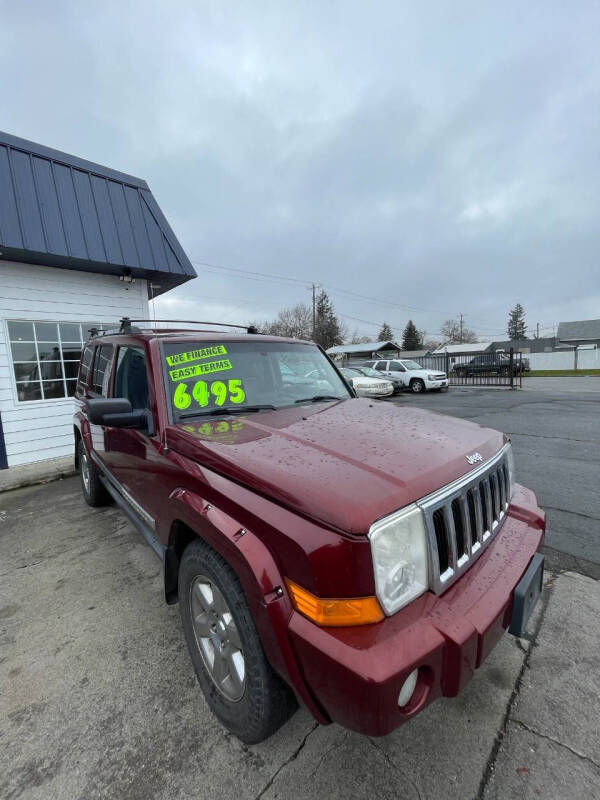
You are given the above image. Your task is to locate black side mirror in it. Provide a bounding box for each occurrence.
[86,398,155,435]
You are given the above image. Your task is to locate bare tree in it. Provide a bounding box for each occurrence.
[268,303,313,339]
[440,318,478,344]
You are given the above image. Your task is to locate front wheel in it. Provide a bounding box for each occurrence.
[78,439,110,507]
[179,538,297,744]
[410,378,426,393]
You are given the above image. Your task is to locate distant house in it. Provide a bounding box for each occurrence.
[326,340,400,361]
[557,319,600,349]
[432,342,491,355]
[398,349,432,359]
[489,337,557,354]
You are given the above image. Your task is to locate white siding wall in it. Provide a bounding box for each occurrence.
[0,261,149,467]
[527,349,600,370]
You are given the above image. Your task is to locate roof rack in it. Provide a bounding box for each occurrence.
[119,317,259,334]
[88,318,260,338]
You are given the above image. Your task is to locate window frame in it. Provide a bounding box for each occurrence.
[4,319,116,405]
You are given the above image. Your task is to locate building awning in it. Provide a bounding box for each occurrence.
[0,131,196,296]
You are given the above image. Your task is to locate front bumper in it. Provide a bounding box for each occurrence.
[287,484,544,736]
[425,378,449,389]
[356,386,394,397]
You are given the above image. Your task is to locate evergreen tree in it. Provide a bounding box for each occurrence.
[402,319,423,350]
[313,290,344,349]
[507,303,528,340]
[377,321,393,342]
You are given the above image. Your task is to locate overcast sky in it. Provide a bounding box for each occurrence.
[2,0,599,341]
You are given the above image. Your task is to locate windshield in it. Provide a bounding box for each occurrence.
[341,367,362,378]
[400,360,423,371]
[162,339,350,419]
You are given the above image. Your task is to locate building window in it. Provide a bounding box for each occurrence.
[7,320,115,403]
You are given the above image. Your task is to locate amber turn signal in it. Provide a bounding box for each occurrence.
[285,579,384,626]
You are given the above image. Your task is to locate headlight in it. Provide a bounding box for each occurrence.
[428,374,437,380]
[368,504,429,615]
[506,442,515,498]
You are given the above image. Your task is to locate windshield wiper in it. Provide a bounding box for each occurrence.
[178,404,276,419]
[294,395,344,404]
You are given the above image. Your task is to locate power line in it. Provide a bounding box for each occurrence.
[191,258,456,317]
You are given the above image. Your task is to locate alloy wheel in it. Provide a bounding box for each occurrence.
[81,450,91,493]
[190,575,246,701]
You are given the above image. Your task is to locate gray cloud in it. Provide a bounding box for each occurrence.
[2,0,599,340]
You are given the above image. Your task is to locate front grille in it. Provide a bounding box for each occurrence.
[432,374,447,380]
[418,445,512,594]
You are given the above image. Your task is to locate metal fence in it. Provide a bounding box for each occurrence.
[419,349,523,387]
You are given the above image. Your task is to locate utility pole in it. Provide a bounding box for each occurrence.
[311,283,317,341]
[535,322,539,339]
[459,313,464,343]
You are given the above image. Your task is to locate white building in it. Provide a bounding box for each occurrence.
[432,342,490,355]
[0,131,196,470]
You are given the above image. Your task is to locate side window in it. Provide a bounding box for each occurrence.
[77,345,93,394]
[390,361,405,372]
[115,346,149,410]
[90,344,114,396]
[374,362,387,371]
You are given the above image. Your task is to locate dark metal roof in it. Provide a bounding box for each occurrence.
[489,337,557,353]
[557,319,600,342]
[0,130,196,296]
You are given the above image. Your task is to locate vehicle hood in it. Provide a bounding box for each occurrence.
[166,398,504,534]
[409,368,446,378]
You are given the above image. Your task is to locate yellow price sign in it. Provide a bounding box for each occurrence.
[173,379,246,410]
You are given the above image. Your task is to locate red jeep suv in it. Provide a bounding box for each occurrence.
[73,319,545,743]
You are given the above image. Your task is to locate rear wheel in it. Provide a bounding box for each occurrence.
[78,440,110,507]
[410,378,426,393]
[179,538,297,743]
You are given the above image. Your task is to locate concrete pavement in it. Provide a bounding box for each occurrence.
[1,477,599,800]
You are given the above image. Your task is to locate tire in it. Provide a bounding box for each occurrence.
[410,378,426,393]
[179,538,297,744]
[78,439,110,507]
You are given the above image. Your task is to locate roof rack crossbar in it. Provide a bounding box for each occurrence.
[119,317,258,334]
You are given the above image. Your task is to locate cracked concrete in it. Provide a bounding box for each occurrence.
[481,571,600,800]
[1,378,599,799]
[3,478,598,800]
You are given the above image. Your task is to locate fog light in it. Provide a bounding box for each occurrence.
[397,669,419,707]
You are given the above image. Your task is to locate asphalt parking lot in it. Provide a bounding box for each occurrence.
[391,378,600,576]
[1,381,599,800]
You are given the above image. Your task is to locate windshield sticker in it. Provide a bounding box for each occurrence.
[166,345,228,367]
[172,379,246,410]
[169,359,232,382]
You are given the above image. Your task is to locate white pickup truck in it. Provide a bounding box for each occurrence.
[362,358,448,393]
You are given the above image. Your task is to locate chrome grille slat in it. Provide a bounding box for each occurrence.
[418,445,512,594]
[482,478,493,537]
[443,504,458,570]
[459,494,472,558]
[498,466,507,510]
[490,471,500,521]
[472,486,484,544]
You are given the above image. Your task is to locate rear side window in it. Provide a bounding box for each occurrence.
[90,344,114,396]
[374,362,387,371]
[115,346,150,410]
[77,345,93,394]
